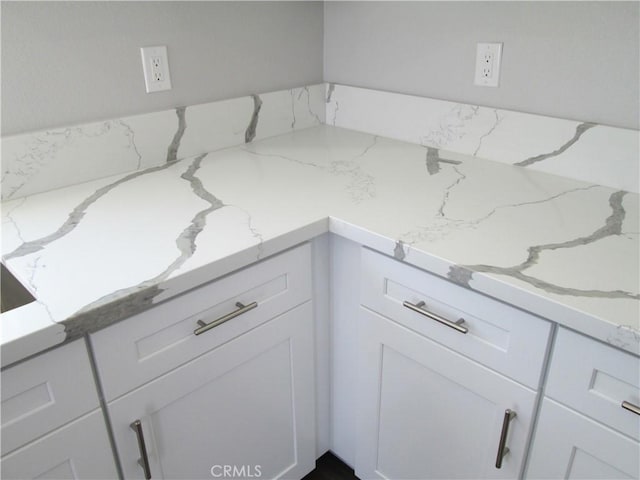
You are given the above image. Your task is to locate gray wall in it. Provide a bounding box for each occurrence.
[3,1,638,134]
[1,1,324,135]
[324,1,639,129]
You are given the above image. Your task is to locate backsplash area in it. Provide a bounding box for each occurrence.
[1,85,325,201]
[326,84,639,193]
[2,82,637,200]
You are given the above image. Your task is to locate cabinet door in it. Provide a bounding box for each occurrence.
[356,307,537,480]
[1,339,99,455]
[109,303,315,480]
[1,410,118,480]
[526,399,640,479]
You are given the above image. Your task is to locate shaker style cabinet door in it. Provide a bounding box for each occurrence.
[1,411,118,480]
[355,307,537,480]
[108,303,316,480]
[526,398,639,479]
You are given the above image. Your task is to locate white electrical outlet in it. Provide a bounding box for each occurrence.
[141,46,172,93]
[474,42,502,87]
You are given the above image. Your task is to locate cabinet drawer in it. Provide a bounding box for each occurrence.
[1,339,99,456]
[91,243,312,401]
[546,328,640,441]
[360,248,551,388]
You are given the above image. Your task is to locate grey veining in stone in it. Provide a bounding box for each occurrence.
[333,136,377,202]
[426,147,461,175]
[241,148,325,170]
[69,153,225,335]
[245,94,263,143]
[304,86,322,125]
[437,167,466,217]
[116,120,143,170]
[4,197,27,245]
[326,83,335,103]
[421,105,480,149]
[242,136,377,203]
[473,110,502,156]
[606,324,640,350]
[167,107,187,163]
[401,186,599,247]
[2,122,141,201]
[4,162,181,261]
[231,204,265,260]
[64,284,164,340]
[183,154,225,211]
[450,186,599,225]
[515,122,597,167]
[448,190,639,299]
[354,135,379,160]
[5,107,201,262]
[161,153,225,275]
[447,265,474,288]
[394,241,407,261]
[24,256,55,322]
[291,90,298,129]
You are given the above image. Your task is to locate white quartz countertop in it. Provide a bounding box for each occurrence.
[2,125,639,365]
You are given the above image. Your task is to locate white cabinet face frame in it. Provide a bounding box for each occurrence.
[109,303,316,480]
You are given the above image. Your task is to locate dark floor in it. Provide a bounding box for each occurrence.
[302,452,360,480]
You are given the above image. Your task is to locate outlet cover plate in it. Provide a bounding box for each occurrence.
[140,45,172,93]
[474,42,502,87]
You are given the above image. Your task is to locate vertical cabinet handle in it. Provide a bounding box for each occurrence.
[622,401,640,416]
[194,301,258,336]
[402,300,468,334]
[130,420,152,479]
[495,409,516,469]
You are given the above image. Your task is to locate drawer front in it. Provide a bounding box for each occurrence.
[546,328,640,441]
[1,339,99,456]
[360,248,552,389]
[91,243,312,401]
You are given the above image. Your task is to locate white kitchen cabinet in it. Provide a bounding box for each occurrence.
[91,243,313,402]
[91,244,317,479]
[543,328,640,441]
[526,399,639,479]
[355,307,538,479]
[359,248,551,389]
[351,247,552,479]
[0,339,118,479]
[526,328,640,479]
[1,411,118,480]
[108,303,316,479]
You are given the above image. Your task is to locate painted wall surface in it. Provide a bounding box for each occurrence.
[1,1,324,135]
[324,1,639,129]
[3,1,638,135]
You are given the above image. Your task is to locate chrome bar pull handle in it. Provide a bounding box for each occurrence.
[622,401,640,416]
[402,301,468,334]
[194,301,258,336]
[495,409,516,469]
[130,420,152,479]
